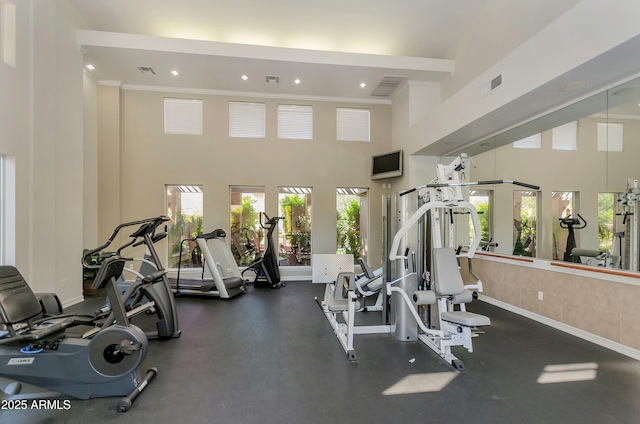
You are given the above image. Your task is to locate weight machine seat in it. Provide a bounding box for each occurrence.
[432,248,490,328]
[326,272,360,312]
[364,278,384,292]
[441,311,490,327]
[326,296,349,312]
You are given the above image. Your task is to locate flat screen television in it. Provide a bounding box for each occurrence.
[371,150,403,180]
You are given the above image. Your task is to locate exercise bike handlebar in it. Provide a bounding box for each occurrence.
[82,216,170,269]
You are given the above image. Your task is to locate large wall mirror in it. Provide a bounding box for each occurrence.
[465,75,640,272]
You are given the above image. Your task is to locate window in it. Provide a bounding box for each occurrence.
[229,101,266,138]
[337,108,370,142]
[551,191,575,260]
[597,122,623,152]
[336,188,368,263]
[229,186,265,266]
[279,187,312,266]
[164,98,203,135]
[278,105,313,140]
[598,193,617,255]
[551,121,578,150]
[469,190,492,250]
[1,2,16,68]
[166,185,203,268]
[0,155,15,265]
[513,191,537,257]
[513,133,541,149]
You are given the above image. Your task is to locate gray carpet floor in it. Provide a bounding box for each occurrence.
[2,281,640,424]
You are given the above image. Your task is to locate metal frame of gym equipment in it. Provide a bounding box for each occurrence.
[317,154,539,370]
[618,178,640,271]
[314,254,390,361]
[172,229,247,298]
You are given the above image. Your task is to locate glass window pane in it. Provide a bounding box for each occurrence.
[513,191,537,257]
[229,186,265,266]
[279,187,312,266]
[552,191,575,260]
[166,185,203,268]
[598,193,616,254]
[336,188,368,263]
[469,190,492,250]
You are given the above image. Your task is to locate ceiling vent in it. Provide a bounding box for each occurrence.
[371,75,406,97]
[266,75,280,84]
[481,73,503,97]
[136,66,156,75]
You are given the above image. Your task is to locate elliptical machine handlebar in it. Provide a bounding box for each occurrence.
[559,213,587,229]
[260,213,284,229]
[82,216,170,269]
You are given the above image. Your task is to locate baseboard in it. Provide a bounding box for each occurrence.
[62,295,85,309]
[479,295,640,361]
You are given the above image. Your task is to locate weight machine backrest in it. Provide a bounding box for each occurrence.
[432,248,465,297]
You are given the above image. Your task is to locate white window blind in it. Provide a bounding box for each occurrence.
[229,101,266,138]
[513,133,541,149]
[164,98,203,135]
[337,108,370,142]
[597,122,623,152]
[551,121,578,151]
[278,105,313,140]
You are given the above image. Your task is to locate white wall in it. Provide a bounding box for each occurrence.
[0,1,85,305]
[97,88,393,269]
[408,0,640,156]
[83,73,98,250]
[0,0,30,270]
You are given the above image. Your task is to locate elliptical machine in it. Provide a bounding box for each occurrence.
[559,214,587,262]
[83,216,181,339]
[242,214,285,288]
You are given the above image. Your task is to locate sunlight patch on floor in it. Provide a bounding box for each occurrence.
[537,362,598,384]
[382,372,458,395]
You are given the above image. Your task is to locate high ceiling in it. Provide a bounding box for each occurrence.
[69,0,574,101]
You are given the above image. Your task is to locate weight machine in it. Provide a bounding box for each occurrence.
[316,154,539,370]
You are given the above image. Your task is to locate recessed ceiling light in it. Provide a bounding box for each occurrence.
[241,75,248,81]
[560,81,587,92]
[85,64,95,70]
[360,82,367,88]
[612,86,640,96]
[170,70,179,76]
[294,78,301,85]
